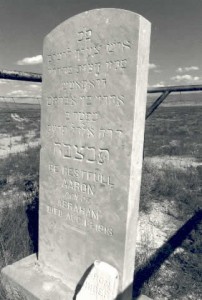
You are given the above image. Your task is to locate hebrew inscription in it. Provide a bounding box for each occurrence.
[42,23,134,236]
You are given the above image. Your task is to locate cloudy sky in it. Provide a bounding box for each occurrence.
[0,0,202,97]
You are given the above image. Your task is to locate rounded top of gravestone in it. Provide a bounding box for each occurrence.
[44,8,150,41]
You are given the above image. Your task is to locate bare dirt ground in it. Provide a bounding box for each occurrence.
[0,131,40,157]
[144,156,202,171]
[135,156,202,300]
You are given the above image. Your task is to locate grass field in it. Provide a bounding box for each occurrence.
[0,101,201,299]
[0,103,40,137]
[144,105,202,159]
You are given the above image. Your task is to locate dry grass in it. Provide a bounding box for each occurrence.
[0,147,39,300]
[0,104,202,299]
[144,106,202,160]
[134,160,202,299]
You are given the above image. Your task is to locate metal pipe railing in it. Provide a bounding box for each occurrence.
[0,70,42,82]
[148,84,202,93]
[1,69,202,94]
[1,69,202,118]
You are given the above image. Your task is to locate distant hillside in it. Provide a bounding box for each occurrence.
[0,97,40,106]
[0,92,202,109]
[147,92,202,107]
[0,97,40,112]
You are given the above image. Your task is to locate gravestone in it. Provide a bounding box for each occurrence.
[1,8,151,300]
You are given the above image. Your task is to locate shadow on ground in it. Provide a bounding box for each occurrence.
[132,209,202,298]
[25,182,39,254]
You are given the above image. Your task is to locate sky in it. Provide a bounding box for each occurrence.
[0,0,202,97]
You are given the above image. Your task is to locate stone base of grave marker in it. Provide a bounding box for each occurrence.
[1,254,74,300]
[2,255,153,300]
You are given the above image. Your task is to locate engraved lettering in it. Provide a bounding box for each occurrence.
[86,147,96,162]
[63,144,71,158]
[62,78,106,91]
[74,145,85,160]
[54,144,110,164]
[49,164,60,173]
[47,205,63,217]
[77,29,92,41]
[106,59,127,70]
[106,40,132,53]
[98,149,109,165]
[63,179,95,195]
[54,142,62,155]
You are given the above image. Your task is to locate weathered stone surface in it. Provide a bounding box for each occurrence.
[1,254,73,300]
[76,260,119,299]
[39,9,150,298]
[2,8,150,300]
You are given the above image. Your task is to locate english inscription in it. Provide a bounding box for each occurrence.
[47,204,113,237]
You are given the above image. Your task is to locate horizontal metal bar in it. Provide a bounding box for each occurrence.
[1,70,202,95]
[148,84,202,93]
[0,70,42,82]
